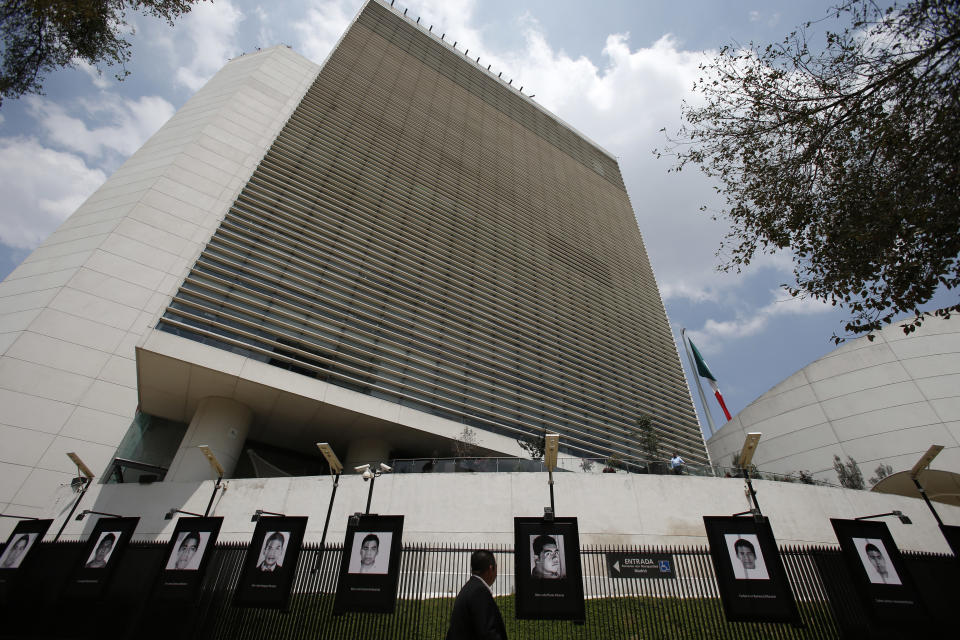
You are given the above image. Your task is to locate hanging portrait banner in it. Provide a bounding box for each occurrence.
[0,518,53,599]
[234,516,308,609]
[63,517,140,599]
[332,514,404,614]
[938,524,960,558]
[703,516,800,624]
[514,516,585,621]
[154,516,223,600]
[830,518,925,624]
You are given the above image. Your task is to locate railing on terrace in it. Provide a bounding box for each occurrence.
[389,457,839,488]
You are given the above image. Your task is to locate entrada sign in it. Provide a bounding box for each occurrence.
[605,553,675,579]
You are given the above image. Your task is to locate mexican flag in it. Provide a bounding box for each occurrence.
[688,338,733,421]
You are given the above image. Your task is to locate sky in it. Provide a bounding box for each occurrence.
[0,0,946,445]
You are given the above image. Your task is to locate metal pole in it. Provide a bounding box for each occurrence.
[913,477,944,526]
[54,477,90,542]
[321,473,340,547]
[204,476,223,517]
[365,474,376,515]
[681,328,716,438]
[744,468,762,516]
[548,467,555,514]
[313,472,341,573]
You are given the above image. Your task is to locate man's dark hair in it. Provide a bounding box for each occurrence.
[180,531,202,549]
[361,533,380,547]
[13,534,29,548]
[470,549,496,574]
[98,533,116,549]
[734,538,755,554]
[265,532,285,547]
[532,535,557,556]
[865,543,881,554]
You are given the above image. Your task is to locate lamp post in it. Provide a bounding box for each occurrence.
[544,433,559,520]
[316,443,343,567]
[734,432,763,519]
[198,445,226,517]
[54,452,95,541]
[910,445,945,526]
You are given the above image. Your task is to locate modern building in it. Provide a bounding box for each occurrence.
[0,0,708,525]
[707,313,960,485]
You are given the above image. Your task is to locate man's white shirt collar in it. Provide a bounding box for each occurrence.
[472,573,494,594]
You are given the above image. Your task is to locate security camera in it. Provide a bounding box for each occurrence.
[354,464,371,473]
[379,463,392,472]
[362,469,374,480]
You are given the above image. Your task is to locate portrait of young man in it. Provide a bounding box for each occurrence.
[0,520,52,579]
[256,532,288,573]
[0,533,36,570]
[85,531,121,569]
[347,531,392,575]
[724,533,770,580]
[853,538,902,586]
[514,517,585,621]
[234,516,308,609]
[530,534,565,579]
[164,531,211,571]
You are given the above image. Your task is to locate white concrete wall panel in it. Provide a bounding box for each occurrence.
[0,47,321,518]
[42,473,960,555]
[707,315,960,481]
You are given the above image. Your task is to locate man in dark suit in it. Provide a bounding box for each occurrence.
[445,549,507,640]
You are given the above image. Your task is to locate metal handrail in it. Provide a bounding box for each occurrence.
[387,456,840,487]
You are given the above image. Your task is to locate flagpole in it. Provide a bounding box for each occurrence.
[682,328,716,439]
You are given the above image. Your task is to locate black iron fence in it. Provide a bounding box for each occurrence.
[0,541,954,639]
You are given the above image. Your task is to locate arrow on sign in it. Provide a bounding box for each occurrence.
[613,560,621,573]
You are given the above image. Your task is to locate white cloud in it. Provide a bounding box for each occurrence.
[689,288,833,349]
[72,59,112,89]
[26,94,175,160]
[295,0,356,63]
[254,6,277,48]
[749,10,780,27]
[174,0,245,90]
[0,138,106,249]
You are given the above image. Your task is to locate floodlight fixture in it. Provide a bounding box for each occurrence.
[165,508,202,520]
[910,445,943,479]
[544,434,559,472]
[198,445,224,479]
[66,452,94,479]
[76,509,122,521]
[855,510,912,525]
[251,509,285,522]
[316,443,343,475]
[738,433,762,468]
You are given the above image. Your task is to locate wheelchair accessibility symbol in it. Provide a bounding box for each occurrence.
[659,560,671,573]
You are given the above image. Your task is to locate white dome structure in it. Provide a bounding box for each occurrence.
[707,313,960,484]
